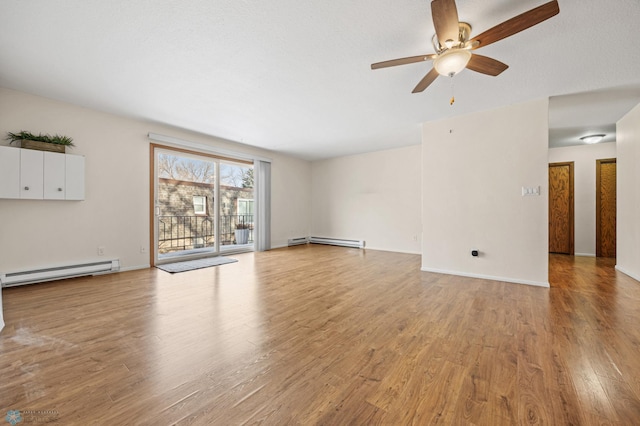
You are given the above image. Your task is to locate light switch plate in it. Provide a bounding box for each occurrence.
[522,186,541,196]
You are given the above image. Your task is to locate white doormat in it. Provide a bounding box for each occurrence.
[156,257,238,273]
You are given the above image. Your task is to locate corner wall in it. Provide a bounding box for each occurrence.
[616,103,640,281]
[0,87,311,272]
[0,289,3,331]
[548,142,617,256]
[311,145,422,254]
[422,99,549,286]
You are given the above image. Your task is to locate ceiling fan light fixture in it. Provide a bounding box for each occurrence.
[580,134,605,144]
[434,49,471,77]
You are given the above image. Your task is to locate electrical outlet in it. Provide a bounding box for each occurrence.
[412,235,418,241]
[140,246,146,254]
[98,246,105,256]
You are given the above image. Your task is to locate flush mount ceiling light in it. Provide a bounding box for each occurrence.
[580,134,605,144]
[434,48,472,77]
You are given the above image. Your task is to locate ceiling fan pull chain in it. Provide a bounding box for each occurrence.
[449,75,455,105]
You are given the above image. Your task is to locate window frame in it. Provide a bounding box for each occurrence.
[193,195,207,216]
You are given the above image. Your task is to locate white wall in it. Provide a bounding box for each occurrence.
[616,103,640,281]
[548,142,617,256]
[0,87,311,272]
[422,99,549,286]
[311,145,422,254]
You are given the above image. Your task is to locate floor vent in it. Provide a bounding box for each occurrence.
[308,237,365,249]
[1,260,120,287]
[287,237,309,246]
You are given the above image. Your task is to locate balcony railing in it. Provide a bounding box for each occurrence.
[158,214,253,254]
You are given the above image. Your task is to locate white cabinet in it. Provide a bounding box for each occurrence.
[44,152,66,199]
[0,147,85,200]
[0,146,20,198]
[20,149,45,199]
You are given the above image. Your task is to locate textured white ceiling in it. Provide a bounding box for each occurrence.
[548,85,640,148]
[1,0,639,160]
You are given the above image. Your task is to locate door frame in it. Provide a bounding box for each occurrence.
[596,158,616,258]
[149,143,254,266]
[548,162,575,255]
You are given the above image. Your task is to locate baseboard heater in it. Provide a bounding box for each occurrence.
[0,259,120,288]
[287,237,309,246]
[308,237,365,249]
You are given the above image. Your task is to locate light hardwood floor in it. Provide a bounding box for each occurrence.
[1,245,639,425]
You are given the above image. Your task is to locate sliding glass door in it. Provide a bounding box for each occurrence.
[219,160,254,251]
[152,145,255,265]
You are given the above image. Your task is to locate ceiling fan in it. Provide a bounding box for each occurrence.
[371,0,560,93]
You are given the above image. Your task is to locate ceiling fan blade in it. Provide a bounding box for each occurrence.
[466,54,509,76]
[371,54,436,70]
[470,0,559,49]
[431,0,460,46]
[412,68,440,93]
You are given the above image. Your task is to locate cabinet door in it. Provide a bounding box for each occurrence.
[65,154,85,200]
[44,152,66,199]
[20,149,44,199]
[0,146,20,198]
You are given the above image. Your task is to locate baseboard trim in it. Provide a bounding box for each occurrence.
[615,265,640,283]
[119,264,151,273]
[364,246,422,255]
[420,267,550,288]
[270,243,291,250]
[575,253,596,257]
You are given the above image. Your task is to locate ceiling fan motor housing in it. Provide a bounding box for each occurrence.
[432,22,471,53]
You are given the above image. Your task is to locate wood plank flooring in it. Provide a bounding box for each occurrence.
[1,246,639,425]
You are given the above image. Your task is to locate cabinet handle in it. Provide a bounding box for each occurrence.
[58,188,63,191]
[24,186,29,191]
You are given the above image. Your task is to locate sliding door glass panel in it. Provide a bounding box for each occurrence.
[155,149,217,262]
[219,161,254,251]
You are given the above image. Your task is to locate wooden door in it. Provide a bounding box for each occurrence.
[549,162,574,254]
[596,158,616,258]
